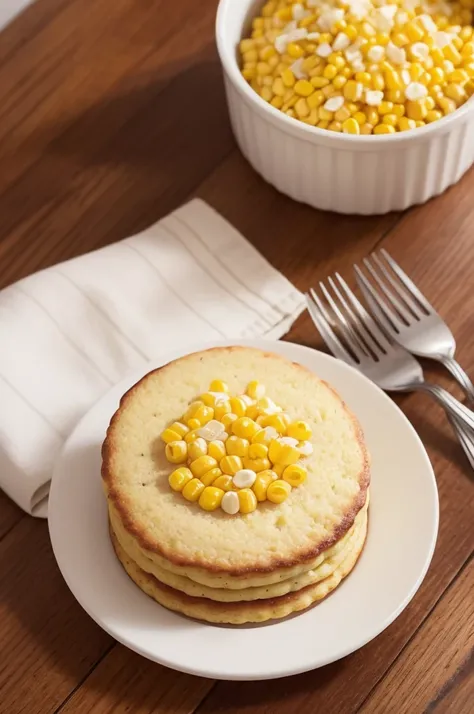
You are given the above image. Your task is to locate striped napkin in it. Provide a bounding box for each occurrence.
[0,199,305,518]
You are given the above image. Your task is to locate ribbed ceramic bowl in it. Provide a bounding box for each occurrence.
[216,0,474,215]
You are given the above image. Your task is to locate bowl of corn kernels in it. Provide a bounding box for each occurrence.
[216,0,474,214]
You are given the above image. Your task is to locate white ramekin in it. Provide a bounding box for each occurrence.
[216,0,474,215]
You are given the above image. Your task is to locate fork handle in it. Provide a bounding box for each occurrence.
[448,414,474,470]
[437,356,474,405]
[405,382,474,436]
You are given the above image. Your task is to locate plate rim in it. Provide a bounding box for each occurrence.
[48,338,439,680]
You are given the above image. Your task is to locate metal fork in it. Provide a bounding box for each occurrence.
[354,249,474,404]
[305,277,474,469]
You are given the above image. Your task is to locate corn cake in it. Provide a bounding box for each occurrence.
[102,346,370,604]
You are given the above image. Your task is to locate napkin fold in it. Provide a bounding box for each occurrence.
[0,199,305,518]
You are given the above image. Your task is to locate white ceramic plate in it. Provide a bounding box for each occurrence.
[48,339,439,680]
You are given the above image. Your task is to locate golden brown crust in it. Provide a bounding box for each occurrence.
[102,346,370,576]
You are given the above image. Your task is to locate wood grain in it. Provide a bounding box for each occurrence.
[0,0,473,713]
[360,558,474,714]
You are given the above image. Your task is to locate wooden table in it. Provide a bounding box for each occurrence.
[1,1,473,712]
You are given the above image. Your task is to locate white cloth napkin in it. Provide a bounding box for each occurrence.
[0,199,305,518]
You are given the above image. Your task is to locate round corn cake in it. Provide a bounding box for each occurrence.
[102,346,370,587]
[109,496,368,602]
[110,509,368,624]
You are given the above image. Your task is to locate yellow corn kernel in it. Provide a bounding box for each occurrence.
[424,96,435,111]
[200,467,223,487]
[232,416,260,440]
[439,96,457,114]
[260,413,290,434]
[282,464,308,487]
[248,443,269,460]
[385,89,404,103]
[335,106,351,122]
[199,486,224,512]
[392,32,409,47]
[272,77,285,97]
[260,45,276,61]
[214,401,232,421]
[406,99,428,121]
[426,109,443,122]
[287,420,312,441]
[295,97,310,117]
[238,488,257,514]
[398,116,416,131]
[212,474,234,492]
[318,107,333,121]
[268,440,300,465]
[415,120,426,127]
[193,405,214,426]
[221,413,238,431]
[429,67,445,86]
[460,27,474,43]
[209,379,229,393]
[409,63,424,82]
[376,32,390,46]
[328,120,342,132]
[207,440,226,461]
[272,462,286,477]
[252,470,276,502]
[344,80,363,101]
[303,56,321,74]
[449,69,469,85]
[220,455,243,475]
[281,68,296,87]
[353,111,367,125]
[256,61,272,76]
[317,120,329,129]
[267,479,292,504]
[168,467,193,492]
[372,72,385,91]
[246,404,260,421]
[392,103,405,118]
[322,84,337,98]
[184,429,201,444]
[342,117,360,134]
[382,113,398,126]
[462,41,474,57]
[311,77,330,90]
[184,400,204,422]
[306,108,319,125]
[200,392,218,407]
[378,101,394,115]
[243,48,258,63]
[168,421,188,438]
[373,124,396,134]
[243,456,271,472]
[365,107,379,125]
[165,440,187,464]
[187,417,201,430]
[252,17,264,29]
[307,90,325,109]
[333,75,348,90]
[406,21,424,43]
[444,44,462,65]
[187,438,208,461]
[190,455,218,478]
[240,39,255,54]
[260,86,273,102]
[161,427,181,444]
[330,55,346,71]
[295,79,315,97]
[182,478,205,502]
[287,42,304,59]
[384,69,402,91]
[445,83,466,102]
[355,71,372,86]
[345,24,358,41]
[229,397,247,417]
[275,6,292,22]
[360,123,373,134]
[323,64,338,80]
[226,435,250,457]
[245,380,264,400]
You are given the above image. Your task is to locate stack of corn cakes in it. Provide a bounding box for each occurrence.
[102,347,370,624]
